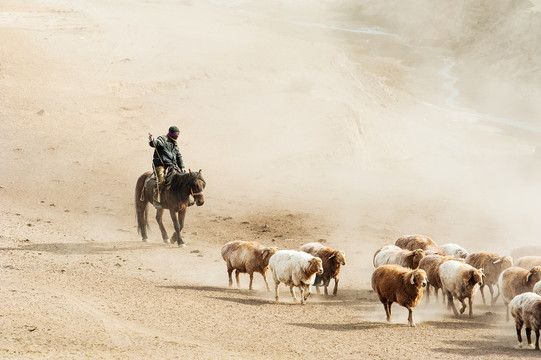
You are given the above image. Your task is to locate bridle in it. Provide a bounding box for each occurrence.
[190,175,205,197]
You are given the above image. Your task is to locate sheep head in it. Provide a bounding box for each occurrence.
[308,257,324,275]
[527,266,541,284]
[330,250,346,266]
[410,249,426,269]
[410,269,428,288]
[262,247,278,261]
[465,268,484,286]
[493,256,513,269]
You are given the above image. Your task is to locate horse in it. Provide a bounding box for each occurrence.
[135,168,206,247]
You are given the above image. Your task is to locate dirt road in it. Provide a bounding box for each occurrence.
[2,1,541,359]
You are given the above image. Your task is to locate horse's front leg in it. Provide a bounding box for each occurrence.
[170,207,186,247]
[155,208,169,243]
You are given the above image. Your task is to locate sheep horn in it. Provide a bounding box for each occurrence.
[410,273,416,285]
[493,259,502,264]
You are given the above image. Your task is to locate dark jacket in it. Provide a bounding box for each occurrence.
[149,135,184,169]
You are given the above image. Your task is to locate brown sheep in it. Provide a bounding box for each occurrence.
[418,254,457,304]
[465,252,513,305]
[509,292,541,349]
[299,242,346,296]
[371,264,427,327]
[439,260,485,318]
[499,266,541,321]
[221,240,278,291]
[516,256,541,270]
[373,245,425,269]
[395,234,443,255]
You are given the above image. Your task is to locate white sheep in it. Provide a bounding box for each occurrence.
[440,243,469,260]
[439,260,485,318]
[268,250,323,305]
[221,241,278,291]
[509,292,541,349]
[499,266,541,321]
[373,245,425,269]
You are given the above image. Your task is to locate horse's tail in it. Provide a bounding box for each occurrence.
[135,172,151,236]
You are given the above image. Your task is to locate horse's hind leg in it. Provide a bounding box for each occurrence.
[155,209,169,243]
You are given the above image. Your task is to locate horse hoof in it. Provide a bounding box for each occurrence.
[142,238,148,243]
[163,239,170,244]
[178,243,186,248]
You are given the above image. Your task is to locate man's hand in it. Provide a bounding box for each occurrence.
[148,133,153,142]
[181,167,186,174]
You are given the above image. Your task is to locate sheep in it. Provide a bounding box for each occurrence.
[499,266,541,321]
[268,250,323,305]
[516,256,541,270]
[535,281,541,296]
[440,243,469,260]
[439,260,485,318]
[221,240,278,291]
[509,292,541,349]
[395,234,442,255]
[465,252,513,305]
[371,264,427,327]
[299,242,346,296]
[373,245,425,269]
[418,254,457,304]
[510,245,541,261]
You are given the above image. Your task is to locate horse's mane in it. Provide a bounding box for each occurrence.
[166,170,205,203]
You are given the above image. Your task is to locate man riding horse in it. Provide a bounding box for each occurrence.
[148,125,189,208]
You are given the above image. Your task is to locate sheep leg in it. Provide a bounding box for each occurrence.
[382,301,391,322]
[447,291,459,316]
[235,270,240,288]
[261,272,271,292]
[535,329,540,350]
[332,277,339,296]
[425,285,431,304]
[315,286,321,294]
[492,284,501,305]
[488,284,497,306]
[274,281,280,303]
[459,298,467,315]
[290,286,299,303]
[249,273,254,290]
[324,278,330,296]
[303,284,312,302]
[468,297,473,318]
[479,284,487,306]
[516,325,523,348]
[299,285,306,305]
[526,328,533,348]
[227,267,233,287]
[407,306,415,327]
[506,304,510,322]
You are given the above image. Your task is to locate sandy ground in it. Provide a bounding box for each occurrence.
[2,1,541,359]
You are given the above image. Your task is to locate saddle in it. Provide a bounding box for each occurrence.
[142,166,182,205]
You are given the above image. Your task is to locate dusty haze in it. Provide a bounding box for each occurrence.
[1,0,541,359]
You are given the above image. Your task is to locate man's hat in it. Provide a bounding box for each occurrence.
[169,126,180,133]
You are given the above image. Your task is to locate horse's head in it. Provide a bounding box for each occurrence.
[190,169,206,206]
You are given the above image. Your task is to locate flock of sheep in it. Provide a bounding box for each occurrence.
[219,235,541,350]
